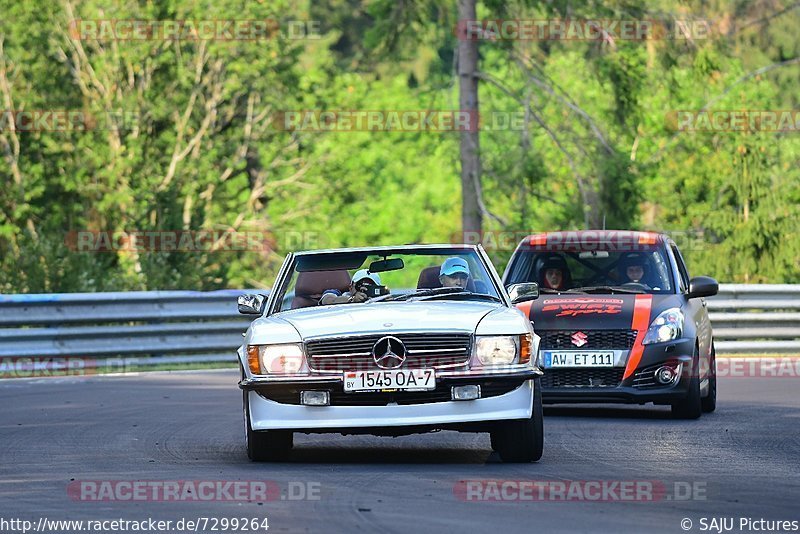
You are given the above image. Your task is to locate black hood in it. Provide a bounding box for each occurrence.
[517,293,684,331]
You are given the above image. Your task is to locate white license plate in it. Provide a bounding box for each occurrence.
[343,369,436,393]
[545,351,615,368]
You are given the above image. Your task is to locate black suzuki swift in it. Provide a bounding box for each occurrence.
[503,230,718,419]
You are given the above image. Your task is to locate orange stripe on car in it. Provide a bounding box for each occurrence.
[529,234,547,246]
[623,294,653,380]
[515,300,534,320]
[638,232,658,245]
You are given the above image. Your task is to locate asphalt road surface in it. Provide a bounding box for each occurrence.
[1,369,798,534]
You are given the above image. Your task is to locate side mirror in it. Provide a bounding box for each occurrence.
[507,282,540,304]
[238,294,267,315]
[687,276,718,299]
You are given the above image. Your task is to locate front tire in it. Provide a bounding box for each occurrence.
[671,347,702,420]
[489,432,499,452]
[701,346,717,413]
[490,378,544,463]
[243,391,293,461]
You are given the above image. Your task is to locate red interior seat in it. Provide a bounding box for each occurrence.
[291,270,351,309]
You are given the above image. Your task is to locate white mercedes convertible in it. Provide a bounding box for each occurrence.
[236,244,543,462]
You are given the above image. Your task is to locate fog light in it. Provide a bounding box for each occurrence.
[300,390,330,406]
[655,365,681,385]
[452,385,481,401]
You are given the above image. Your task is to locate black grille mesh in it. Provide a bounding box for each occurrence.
[541,368,625,388]
[538,330,637,350]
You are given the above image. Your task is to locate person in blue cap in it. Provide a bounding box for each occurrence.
[439,257,470,290]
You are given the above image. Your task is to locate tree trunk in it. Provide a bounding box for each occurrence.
[457,0,482,236]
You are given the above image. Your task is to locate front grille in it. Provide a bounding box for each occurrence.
[256,380,524,406]
[538,330,637,350]
[541,368,625,388]
[306,333,471,372]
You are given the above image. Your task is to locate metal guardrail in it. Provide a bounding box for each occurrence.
[707,284,800,353]
[0,290,251,369]
[0,285,797,371]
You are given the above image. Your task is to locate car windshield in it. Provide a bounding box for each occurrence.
[273,248,502,312]
[505,245,675,294]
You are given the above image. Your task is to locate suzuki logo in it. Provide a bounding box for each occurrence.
[571,331,588,347]
[372,336,407,369]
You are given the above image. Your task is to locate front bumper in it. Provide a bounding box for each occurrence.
[543,379,691,404]
[541,338,698,405]
[241,369,540,431]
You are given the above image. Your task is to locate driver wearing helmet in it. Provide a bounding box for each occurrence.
[536,255,571,290]
[619,253,650,287]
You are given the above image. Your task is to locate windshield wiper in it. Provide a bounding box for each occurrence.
[565,285,646,294]
[415,290,502,302]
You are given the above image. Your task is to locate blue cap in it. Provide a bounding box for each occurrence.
[440,257,470,277]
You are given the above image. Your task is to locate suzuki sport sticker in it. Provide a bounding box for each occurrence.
[541,298,623,318]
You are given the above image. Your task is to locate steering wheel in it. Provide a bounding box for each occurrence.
[621,282,650,290]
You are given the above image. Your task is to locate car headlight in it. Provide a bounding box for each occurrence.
[642,308,684,345]
[475,336,518,365]
[246,343,306,374]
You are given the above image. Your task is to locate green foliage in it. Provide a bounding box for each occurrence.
[0,0,798,292]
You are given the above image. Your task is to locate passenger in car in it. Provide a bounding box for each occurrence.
[319,270,382,305]
[439,257,470,289]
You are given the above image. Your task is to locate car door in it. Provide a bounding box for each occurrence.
[668,242,712,361]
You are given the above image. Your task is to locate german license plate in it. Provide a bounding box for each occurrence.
[544,351,614,368]
[343,369,436,393]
